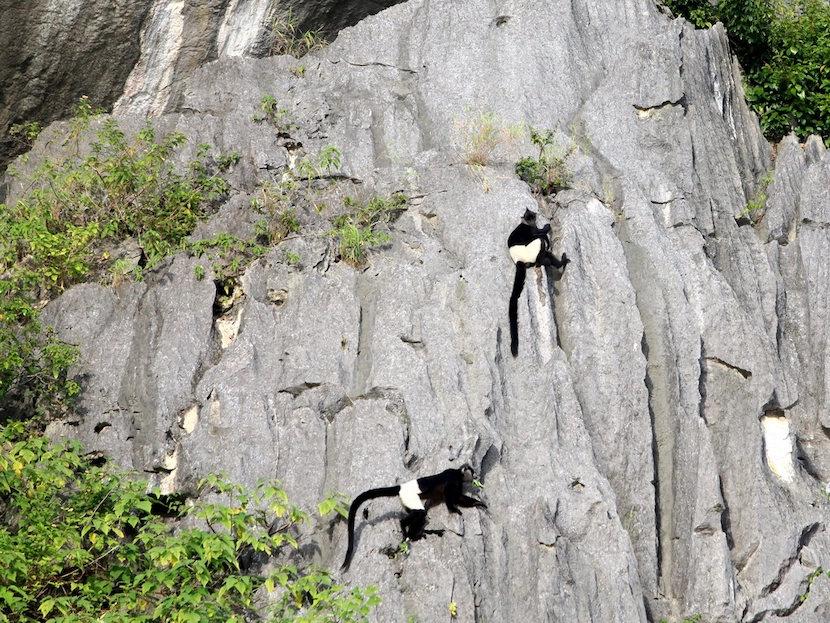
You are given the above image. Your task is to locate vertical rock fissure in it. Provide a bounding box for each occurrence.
[354,272,379,395]
[617,224,677,610]
[641,332,663,584]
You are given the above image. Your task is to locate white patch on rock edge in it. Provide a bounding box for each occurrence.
[761,414,795,483]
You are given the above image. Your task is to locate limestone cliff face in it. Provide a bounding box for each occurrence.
[7,0,830,621]
[0,0,149,172]
[0,0,402,171]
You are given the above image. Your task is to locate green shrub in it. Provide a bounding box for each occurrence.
[514,127,575,195]
[330,193,407,267]
[0,422,379,622]
[0,293,79,421]
[268,8,327,58]
[188,232,267,281]
[334,222,389,267]
[1,111,229,296]
[744,0,830,140]
[664,0,830,143]
[0,103,235,421]
[739,171,774,224]
[247,139,404,269]
[252,181,303,246]
[8,121,43,150]
[256,95,294,134]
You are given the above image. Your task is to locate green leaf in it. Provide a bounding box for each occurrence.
[39,597,55,616]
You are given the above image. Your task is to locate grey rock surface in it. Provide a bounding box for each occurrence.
[0,0,150,171]
[0,0,404,171]
[8,0,830,621]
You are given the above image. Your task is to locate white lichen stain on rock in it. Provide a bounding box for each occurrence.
[217,0,271,57]
[158,446,179,495]
[216,306,244,348]
[209,393,221,427]
[114,0,185,115]
[761,414,796,483]
[180,404,199,434]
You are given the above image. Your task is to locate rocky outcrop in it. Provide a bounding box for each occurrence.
[114,0,406,116]
[0,0,404,173]
[8,0,830,621]
[0,0,150,173]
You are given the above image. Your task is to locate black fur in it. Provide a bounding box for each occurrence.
[341,465,486,570]
[507,209,569,356]
[509,263,527,357]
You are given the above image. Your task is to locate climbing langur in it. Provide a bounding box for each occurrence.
[341,464,486,570]
[507,208,569,356]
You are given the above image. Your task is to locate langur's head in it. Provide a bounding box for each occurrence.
[460,463,476,483]
[521,208,537,225]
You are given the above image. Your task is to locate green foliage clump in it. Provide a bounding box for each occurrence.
[1,107,229,297]
[331,193,407,267]
[252,180,302,246]
[250,94,406,268]
[268,8,328,58]
[0,295,79,420]
[188,232,267,285]
[514,127,575,195]
[0,99,235,421]
[249,126,344,246]
[248,137,406,269]
[664,0,830,142]
[0,422,379,623]
[255,96,295,134]
[8,121,43,150]
[216,151,241,171]
[739,171,775,224]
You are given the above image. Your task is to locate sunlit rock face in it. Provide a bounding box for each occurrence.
[8,0,830,621]
[0,0,405,170]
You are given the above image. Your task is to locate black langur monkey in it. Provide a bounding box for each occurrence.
[507,208,569,357]
[341,464,486,570]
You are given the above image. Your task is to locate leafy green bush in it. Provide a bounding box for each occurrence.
[330,193,407,267]
[1,111,229,296]
[744,0,830,140]
[664,0,830,142]
[255,96,295,134]
[739,171,774,224]
[268,8,328,58]
[247,130,404,268]
[0,294,79,421]
[188,233,267,286]
[514,127,575,195]
[0,100,235,422]
[0,422,379,622]
[252,181,303,245]
[8,121,43,150]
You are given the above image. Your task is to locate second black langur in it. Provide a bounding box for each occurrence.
[507,209,569,357]
[341,464,486,570]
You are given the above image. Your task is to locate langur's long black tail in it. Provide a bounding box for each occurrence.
[509,262,527,357]
[341,485,401,571]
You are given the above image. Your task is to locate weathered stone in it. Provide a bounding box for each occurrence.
[16,0,830,621]
[0,0,406,174]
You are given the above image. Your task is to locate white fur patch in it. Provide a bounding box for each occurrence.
[761,415,795,483]
[398,479,424,510]
[509,239,541,264]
